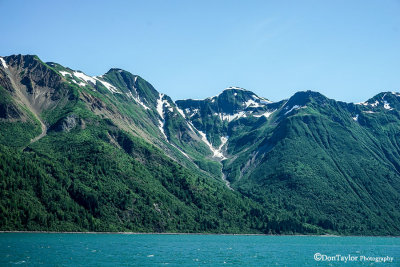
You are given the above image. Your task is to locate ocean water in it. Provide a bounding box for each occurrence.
[0,233,399,266]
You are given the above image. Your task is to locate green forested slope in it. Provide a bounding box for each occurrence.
[1,54,400,235]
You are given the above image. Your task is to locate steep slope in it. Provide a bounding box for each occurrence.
[176,87,277,148]
[184,90,400,235]
[0,55,76,148]
[46,63,222,178]
[2,54,400,235]
[0,55,290,234]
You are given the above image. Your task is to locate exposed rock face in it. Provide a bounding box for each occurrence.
[0,102,22,120]
[0,55,74,116]
[52,114,78,132]
[0,68,16,92]
[3,54,400,235]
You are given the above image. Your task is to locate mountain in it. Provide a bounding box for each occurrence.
[1,54,400,235]
[0,55,267,233]
[179,90,400,234]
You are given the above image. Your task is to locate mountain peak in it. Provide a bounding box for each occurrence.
[216,87,267,101]
[106,68,126,74]
[286,90,328,106]
[224,86,247,91]
[358,91,400,111]
[1,54,44,70]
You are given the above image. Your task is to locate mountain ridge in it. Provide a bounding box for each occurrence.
[1,54,400,235]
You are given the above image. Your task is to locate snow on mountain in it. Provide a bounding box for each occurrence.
[244,99,261,108]
[71,71,120,94]
[196,129,226,159]
[176,107,186,118]
[157,93,165,119]
[392,92,400,97]
[126,91,150,110]
[285,105,306,115]
[253,110,276,118]
[219,111,247,122]
[251,94,273,104]
[73,71,97,84]
[94,77,119,93]
[59,71,72,77]
[0,57,8,69]
[225,86,246,91]
[383,101,393,110]
[158,119,168,140]
[215,136,228,159]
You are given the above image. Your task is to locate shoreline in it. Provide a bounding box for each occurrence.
[0,231,399,238]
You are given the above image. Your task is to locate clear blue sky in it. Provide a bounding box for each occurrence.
[1,0,399,102]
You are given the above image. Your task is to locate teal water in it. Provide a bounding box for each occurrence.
[0,233,399,266]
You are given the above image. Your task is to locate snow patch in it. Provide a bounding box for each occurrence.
[194,128,228,159]
[225,86,246,91]
[188,109,199,118]
[71,79,86,86]
[59,71,72,77]
[158,119,168,140]
[219,111,246,122]
[197,130,225,159]
[363,110,375,114]
[352,114,359,121]
[156,93,174,130]
[156,93,165,119]
[197,130,212,150]
[0,57,8,69]
[156,105,190,159]
[94,77,119,93]
[253,110,275,118]
[126,91,150,110]
[391,92,400,97]
[285,105,306,115]
[73,71,120,94]
[355,102,369,106]
[127,92,134,99]
[156,94,169,140]
[244,99,261,108]
[162,98,173,113]
[383,101,393,110]
[73,71,97,84]
[358,98,393,110]
[186,121,197,135]
[176,107,186,118]
[214,136,228,159]
[370,100,379,107]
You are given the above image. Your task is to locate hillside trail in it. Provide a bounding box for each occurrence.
[29,118,47,144]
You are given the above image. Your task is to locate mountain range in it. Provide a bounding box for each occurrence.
[1,54,400,235]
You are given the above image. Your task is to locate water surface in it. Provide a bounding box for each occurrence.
[0,233,399,266]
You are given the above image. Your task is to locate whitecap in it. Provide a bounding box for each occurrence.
[12,261,26,265]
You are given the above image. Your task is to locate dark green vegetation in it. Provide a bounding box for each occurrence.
[177,91,400,235]
[1,54,400,235]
